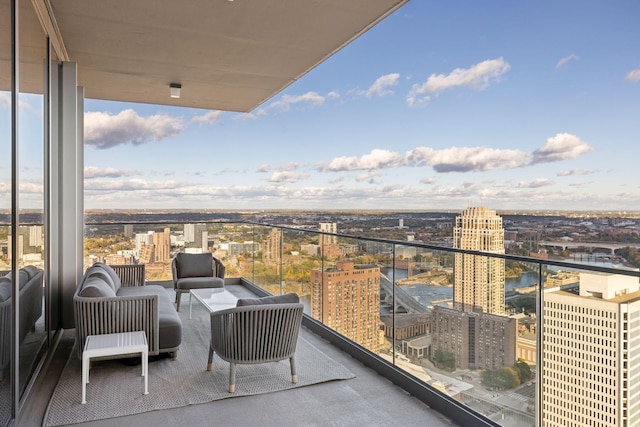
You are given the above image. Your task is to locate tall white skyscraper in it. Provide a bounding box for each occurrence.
[543,272,640,427]
[453,207,505,315]
[319,222,337,245]
[184,224,196,243]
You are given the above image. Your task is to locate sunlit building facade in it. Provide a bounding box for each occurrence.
[543,272,640,427]
[311,262,381,351]
[453,207,505,315]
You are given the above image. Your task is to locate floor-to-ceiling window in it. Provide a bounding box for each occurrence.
[0,0,12,423]
[17,0,47,403]
[0,0,56,424]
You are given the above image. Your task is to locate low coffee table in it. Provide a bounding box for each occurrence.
[190,288,238,317]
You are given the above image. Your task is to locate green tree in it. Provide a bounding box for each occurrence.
[514,359,532,383]
[433,349,456,371]
[481,367,521,390]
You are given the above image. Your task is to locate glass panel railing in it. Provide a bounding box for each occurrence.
[279,228,315,314]
[81,219,640,427]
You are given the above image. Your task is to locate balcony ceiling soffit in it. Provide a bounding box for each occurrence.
[38,0,408,112]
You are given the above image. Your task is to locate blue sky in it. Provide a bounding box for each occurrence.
[11,1,640,211]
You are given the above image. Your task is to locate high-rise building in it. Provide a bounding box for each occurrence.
[319,222,338,245]
[123,224,133,238]
[453,207,505,315]
[135,232,154,253]
[431,305,516,370]
[29,225,43,247]
[184,224,195,243]
[263,228,282,265]
[311,262,381,351]
[153,228,171,262]
[543,272,640,427]
[185,223,208,251]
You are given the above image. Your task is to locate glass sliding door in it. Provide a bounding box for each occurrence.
[0,0,12,423]
[17,0,47,399]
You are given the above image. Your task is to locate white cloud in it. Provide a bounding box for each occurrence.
[256,164,271,173]
[557,168,599,177]
[267,171,310,183]
[85,167,142,179]
[532,133,593,164]
[0,92,42,115]
[407,57,510,106]
[556,54,579,69]
[405,146,530,172]
[364,73,400,98]
[327,91,340,99]
[320,132,590,176]
[0,93,10,109]
[323,149,402,172]
[420,177,436,184]
[356,172,382,183]
[626,66,640,83]
[276,162,300,172]
[84,109,184,149]
[268,91,326,112]
[192,110,223,124]
[517,179,554,188]
[234,109,267,120]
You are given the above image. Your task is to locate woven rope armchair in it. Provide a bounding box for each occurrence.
[207,297,304,393]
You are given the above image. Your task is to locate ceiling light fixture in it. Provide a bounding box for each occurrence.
[170,83,181,99]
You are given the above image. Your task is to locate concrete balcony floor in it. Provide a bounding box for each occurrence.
[20,283,459,426]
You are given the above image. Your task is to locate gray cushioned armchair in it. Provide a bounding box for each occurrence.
[172,253,225,311]
[207,293,303,392]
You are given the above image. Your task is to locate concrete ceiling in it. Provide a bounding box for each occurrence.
[36,0,408,112]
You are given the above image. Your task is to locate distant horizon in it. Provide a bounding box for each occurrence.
[82,208,640,216]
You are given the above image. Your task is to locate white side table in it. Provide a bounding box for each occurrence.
[82,331,149,404]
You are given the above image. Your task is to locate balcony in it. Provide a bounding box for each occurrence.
[12,218,637,426]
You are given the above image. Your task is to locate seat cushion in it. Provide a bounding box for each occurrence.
[176,276,224,291]
[236,292,299,307]
[117,285,182,350]
[175,253,213,278]
[78,276,117,298]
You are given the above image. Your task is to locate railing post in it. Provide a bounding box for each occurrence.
[536,261,543,427]
[391,244,396,364]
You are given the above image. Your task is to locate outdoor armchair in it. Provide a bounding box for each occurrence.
[172,253,225,311]
[207,293,303,392]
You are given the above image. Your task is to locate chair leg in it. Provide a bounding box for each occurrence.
[229,363,236,393]
[171,350,178,361]
[290,356,298,384]
[175,291,181,311]
[207,346,214,371]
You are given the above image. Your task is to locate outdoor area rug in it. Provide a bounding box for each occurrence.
[43,297,355,426]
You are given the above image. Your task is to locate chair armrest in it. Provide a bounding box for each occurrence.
[109,264,146,287]
[73,294,159,359]
[213,257,225,279]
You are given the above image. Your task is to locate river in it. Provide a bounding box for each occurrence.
[381,268,540,308]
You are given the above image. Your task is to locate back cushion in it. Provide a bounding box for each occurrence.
[84,265,116,291]
[236,292,300,307]
[21,265,40,280]
[78,276,117,298]
[176,253,213,278]
[0,277,11,302]
[92,262,122,293]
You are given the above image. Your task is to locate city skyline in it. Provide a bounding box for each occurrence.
[6,1,640,212]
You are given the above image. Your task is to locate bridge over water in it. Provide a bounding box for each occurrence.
[380,273,429,314]
[539,241,640,255]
